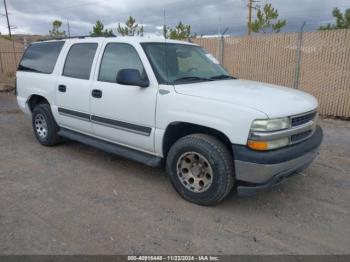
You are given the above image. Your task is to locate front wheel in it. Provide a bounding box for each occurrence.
[166,134,235,206]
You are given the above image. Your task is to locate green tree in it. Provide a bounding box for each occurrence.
[117,16,144,36]
[90,20,114,36]
[319,8,350,30]
[49,20,66,38]
[249,3,286,33]
[139,25,144,37]
[168,21,192,40]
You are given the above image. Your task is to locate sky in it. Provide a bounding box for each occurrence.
[0,0,348,37]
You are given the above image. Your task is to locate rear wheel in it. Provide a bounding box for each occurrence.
[32,103,62,146]
[166,134,235,206]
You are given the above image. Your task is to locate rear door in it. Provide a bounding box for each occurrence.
[55,41,99,134]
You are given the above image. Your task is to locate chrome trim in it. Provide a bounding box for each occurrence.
[235,150,318,184]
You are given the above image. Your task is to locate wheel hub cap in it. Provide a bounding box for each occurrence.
[34,113,48,139]
[176,152,213,193]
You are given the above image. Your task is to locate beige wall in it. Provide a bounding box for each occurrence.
[192,29,350,118]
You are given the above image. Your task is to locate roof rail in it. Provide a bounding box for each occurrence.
[37,34,117,42]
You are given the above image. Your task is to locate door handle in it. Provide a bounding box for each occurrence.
[58,85,66,92]
[91,89,102,98]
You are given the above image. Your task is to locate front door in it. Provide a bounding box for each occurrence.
[90,42,158,153]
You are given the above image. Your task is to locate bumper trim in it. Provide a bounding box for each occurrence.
[236,161,309,197]
[235,149,318,184]
[233,125,323,196]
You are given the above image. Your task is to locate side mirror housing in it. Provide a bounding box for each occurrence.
[116,69,149,88]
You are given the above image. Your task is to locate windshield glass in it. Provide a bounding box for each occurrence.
[141,43,233,85]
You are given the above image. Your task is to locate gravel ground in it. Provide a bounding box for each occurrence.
[0,93,349,255]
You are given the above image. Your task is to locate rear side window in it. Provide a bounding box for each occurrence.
[18,41,64,74]
[63,43,98,80]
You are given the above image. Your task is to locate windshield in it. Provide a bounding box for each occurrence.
[141,43,234,85]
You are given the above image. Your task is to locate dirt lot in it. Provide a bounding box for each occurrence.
[0,92,349,255]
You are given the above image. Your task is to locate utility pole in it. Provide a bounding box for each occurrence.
[3,0,12,38]
[247,0,259,36]
[3,0,17,67]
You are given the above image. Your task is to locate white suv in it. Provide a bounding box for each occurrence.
[16,37,323,205]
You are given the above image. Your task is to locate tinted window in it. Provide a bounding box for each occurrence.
[63,43,97,80]
[18,41,64,74]
[98,43,146,83]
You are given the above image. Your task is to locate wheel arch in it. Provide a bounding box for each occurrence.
[27,94,50,113]
[162,122,233,158]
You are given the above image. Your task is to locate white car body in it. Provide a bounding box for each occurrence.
[16,37,323,198]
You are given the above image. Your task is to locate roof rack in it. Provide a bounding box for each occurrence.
[37,34,117,42]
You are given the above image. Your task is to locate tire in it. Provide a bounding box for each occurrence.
[32,103,62,146]
[166,134,235,206]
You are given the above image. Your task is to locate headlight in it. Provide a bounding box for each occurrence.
[250,117,290,132]
[248,117,291,151]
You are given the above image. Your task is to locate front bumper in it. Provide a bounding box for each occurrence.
[233,125,323,196]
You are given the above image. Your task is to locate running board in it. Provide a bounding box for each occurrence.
[58,128,163,167]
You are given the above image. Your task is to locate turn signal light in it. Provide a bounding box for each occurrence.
[247,140,268,151]
[248,137,290,151]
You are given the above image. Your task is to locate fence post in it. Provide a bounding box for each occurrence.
[219,28,229,65]
[219,35,224,64]
[0,52,3,73]
[293,22,306,89]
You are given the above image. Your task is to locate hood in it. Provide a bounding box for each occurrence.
[174,79,318,118]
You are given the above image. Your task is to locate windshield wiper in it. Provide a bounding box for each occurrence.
[173,76,213,83]
[210,75,236,80]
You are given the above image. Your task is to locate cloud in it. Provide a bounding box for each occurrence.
[0,0,346,36]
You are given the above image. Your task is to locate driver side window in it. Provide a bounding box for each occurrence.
[98,43,146,83]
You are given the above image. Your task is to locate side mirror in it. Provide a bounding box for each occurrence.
[116,69,149,88]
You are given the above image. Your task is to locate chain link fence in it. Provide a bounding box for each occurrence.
[1,31,350,117]
[0,38,24,91]
[192,29,350,118]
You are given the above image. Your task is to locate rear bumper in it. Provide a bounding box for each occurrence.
[17,96,30,114]
[233,125,323,196]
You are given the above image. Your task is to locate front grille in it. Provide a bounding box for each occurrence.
[291,111,316,127]
[291,130,312,143]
